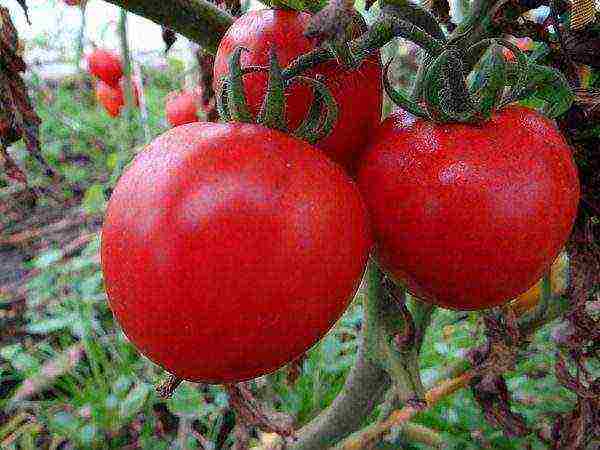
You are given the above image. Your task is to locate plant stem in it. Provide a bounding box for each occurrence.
[118,10,135,145]
[288,267,392,450]
[101,0,233,55]
[75,2,87,72]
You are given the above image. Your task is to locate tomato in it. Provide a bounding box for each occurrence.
[165,89,202,127]
[509,251,569,315]
[503,38,533,61]
[64,0,80,5]
[213,9,382,174]
[358,106,580,310]
[96,80,139,118]
[87,49,123,88]
[101,122,371,383]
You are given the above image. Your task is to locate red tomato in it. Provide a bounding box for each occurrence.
[165,89,202,127]
[64,0,80,5]
[101,122,371,383]
[96,80,139,117]
[87,49,123,88]
[503,38,533,61]
[213,9,382,174]
[358,106,580,310]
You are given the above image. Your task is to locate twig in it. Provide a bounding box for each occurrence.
[334,372,474,449]
[100,0,233,55]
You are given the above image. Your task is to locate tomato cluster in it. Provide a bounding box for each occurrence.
[87,49,139,117]
[101,9,580,383]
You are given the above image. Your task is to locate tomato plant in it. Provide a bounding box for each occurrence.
[101,122,371,383]
[95,79,139,117]
[87,49,123,89]
[213,9,383,173]
[358,106,580,310]
[165,89,202,127]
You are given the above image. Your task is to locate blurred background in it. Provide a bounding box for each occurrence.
[0,0,594,449]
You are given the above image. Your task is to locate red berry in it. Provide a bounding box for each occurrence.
[358,106,580,310]
[87,49,123,88]
[101,122,372,383]
[165,90,202,127]
[214,9,382,174]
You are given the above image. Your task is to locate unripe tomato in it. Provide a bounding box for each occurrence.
[213,9,382,174]
[165,89,202,127]
[509,251,569,315]
[95,80,139,117]
[101,122,371,383]
[87,49,123,88]
[358,106,580,310]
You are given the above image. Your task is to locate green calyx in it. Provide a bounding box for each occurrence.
[216,45,339,144]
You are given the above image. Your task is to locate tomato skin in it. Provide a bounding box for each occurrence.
[213,9,382,174]
[87,49,123,88]
[358,106,580,310]
[96,80,139,117]
[165,90,201,127]
[101,122,371,383]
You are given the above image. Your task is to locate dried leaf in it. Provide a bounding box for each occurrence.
[0,7,58,186]
[471,375,530,437]
[14,0,31,24]
[161,26,177,53]
[224,383,296,439]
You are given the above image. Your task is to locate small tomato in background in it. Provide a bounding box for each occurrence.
[96,79,139,117]
[87,49,123,88]
[165,89,202,127]
[509,251,569,315]
[503,38,533,61]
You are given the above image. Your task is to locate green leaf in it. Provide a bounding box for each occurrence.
[83,184,106,215]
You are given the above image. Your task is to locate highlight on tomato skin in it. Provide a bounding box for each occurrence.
[357,106,580,311]
[100,122,372,384]
[213,8,383,174]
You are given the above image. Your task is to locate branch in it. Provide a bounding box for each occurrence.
[335,293,573,449]
[100,0,234,54]
[288,268,392,450]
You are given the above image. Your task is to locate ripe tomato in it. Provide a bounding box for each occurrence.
[165,89,202,127]
[87,49,122,88]
[101,122,371,383]
[509,251,569,315]
[358,106,580,310]
[64,0,80,5]
[213,9,382,174]
[96,79,139,117]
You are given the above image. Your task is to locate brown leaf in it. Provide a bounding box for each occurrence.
[161,26,177,53]
[304,0,360,47]
[0,143,26,183]
[0,7,58,185]
[471,375,530,438]
[14,0,31,24]
[224,383,296,439]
